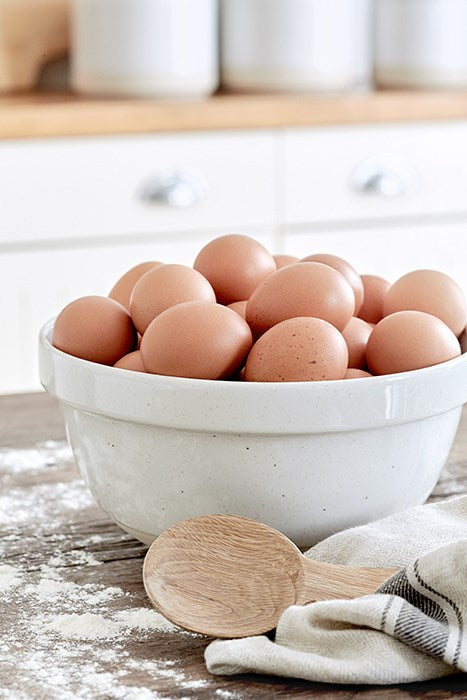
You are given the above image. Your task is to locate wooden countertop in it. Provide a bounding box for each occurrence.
[1,391,466,698]
[3,90,467,139]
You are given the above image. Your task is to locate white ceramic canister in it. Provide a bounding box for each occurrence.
[375,0,467,89]
[71,0,219,98]
[220,0,372,93]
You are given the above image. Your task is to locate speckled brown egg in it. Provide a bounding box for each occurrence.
[273,254,299,269]
[244,317,348,382]
[366,310,461,375]
[114,350,146,372]
[53,296,136,365]
[141,301,253,379]
[341,317,373,369]
[344,368,372,379]
[130,264,216,334]
[383,269,467,337]
[246,262,355,337]
[301,253,364,314]
[227,300,248,319]
[357,275,390,325]
[108,261,163,310]
[193,234,276,304]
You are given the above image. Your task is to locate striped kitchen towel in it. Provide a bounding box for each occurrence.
[205,496,467,684]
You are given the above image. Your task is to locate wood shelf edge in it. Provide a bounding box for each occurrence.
[2,90,467,139]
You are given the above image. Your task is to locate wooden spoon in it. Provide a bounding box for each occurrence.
[143,514,397,639]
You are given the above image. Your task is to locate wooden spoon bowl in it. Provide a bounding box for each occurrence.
[143,514,396,638]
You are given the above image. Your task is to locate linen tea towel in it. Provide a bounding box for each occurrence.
[205,495,467,684]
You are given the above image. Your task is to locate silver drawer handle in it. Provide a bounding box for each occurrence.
[140,169,207,208]
[351,154,419,198]
[358,171,409,198]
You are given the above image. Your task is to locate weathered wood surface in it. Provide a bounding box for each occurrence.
[0,392,466,699]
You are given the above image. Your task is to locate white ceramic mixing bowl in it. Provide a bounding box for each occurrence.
[39,319,467,547]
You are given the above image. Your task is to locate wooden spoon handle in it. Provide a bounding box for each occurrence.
[297,557,399,605]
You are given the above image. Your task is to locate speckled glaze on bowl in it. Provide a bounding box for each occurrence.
[39,318,467,547]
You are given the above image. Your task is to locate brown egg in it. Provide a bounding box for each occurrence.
[53,296,136,365]
[383,269,467,337]
[141,301,253,379]
[109,261,163,310]
[114,350,146,372]
[301,254,364,314]
[245,317,348,382]
[344,368,372,379]
[246,262,355,337]
[366,310,461,375]
[273,254,299,269]
[227,300,248,319]
[341,317,373,369]
[193,234,276,304]
[357,275,390,324]
[460,326,467,354]
[130,264,216,334]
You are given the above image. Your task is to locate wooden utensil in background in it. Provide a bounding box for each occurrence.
[0,0,69,92]
[143,514,398,638]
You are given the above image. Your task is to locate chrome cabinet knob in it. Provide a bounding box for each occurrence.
[351,154,419,198]
[358,171,408,198]
[140,170,207,208]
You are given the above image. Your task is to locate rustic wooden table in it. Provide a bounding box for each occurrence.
[1,393,466,699]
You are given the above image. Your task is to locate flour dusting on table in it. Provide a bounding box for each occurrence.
[0,440,232,700]
[0,564,22,591]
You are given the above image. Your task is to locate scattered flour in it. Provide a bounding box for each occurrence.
[47,550,103,568]
[24,578,123,605]
[118,689,162,700]
[25,578,78,599]
[0,479,95,530]
[0,441,73,475]
[183,679,210,689]
[0,437,243,700]
[42,609,178,640]
[114,608,178,632]
[44,613,123,640]
[0,565,22,591]
[98,649,120,664]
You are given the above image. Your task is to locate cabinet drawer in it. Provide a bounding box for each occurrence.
[284,122,467,225]
[0,131,276,245]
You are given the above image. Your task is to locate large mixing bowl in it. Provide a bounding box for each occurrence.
[39,318,467,547]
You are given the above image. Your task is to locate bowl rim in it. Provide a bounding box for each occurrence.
[39,318,467,433]
[40,316,467,387]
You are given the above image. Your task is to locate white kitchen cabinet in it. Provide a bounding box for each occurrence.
[0,131,277,245]
[283,121,467,225]
[280,120,467,292]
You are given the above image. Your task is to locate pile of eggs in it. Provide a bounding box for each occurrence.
[52,234,466,382]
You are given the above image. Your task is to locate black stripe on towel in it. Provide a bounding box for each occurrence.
[413,560,464,667]
[379,569,448,624]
